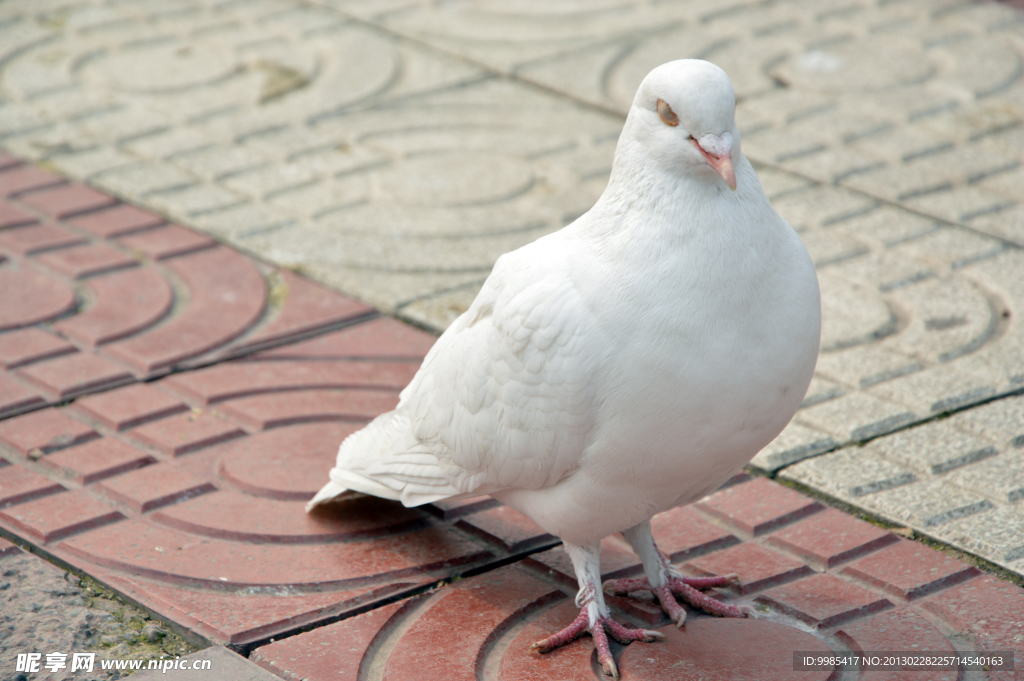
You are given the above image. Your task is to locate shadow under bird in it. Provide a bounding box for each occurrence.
[307,59,821,679]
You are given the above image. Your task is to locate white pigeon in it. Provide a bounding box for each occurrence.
[308,59,821,679]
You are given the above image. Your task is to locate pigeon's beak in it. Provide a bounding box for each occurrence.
[692,134,737,191]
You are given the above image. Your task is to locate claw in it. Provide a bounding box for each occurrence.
[600,655,619,679]
[739,604,756,618]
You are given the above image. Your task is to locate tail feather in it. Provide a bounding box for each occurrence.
[308,410,478,512]
[305,481,356,512]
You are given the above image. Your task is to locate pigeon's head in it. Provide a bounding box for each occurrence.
[629,59,740,190]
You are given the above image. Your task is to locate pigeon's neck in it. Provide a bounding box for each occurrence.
[594,138,738,240]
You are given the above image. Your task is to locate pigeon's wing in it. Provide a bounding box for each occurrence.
[318,233,606,508]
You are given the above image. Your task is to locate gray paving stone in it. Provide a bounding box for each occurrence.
[867,478,997,530]
[815,344,924,390]
[220,161,319,199]
[171,144,270,182]
[861,420,999,476]
[780,446,919,500]
[144,183,246,218]
[946,448,1024,504]
[92,161,199,197]
[749,421,837,472]
[42,146,139,180]
[122,128,215,159]
[191,202,295,239]
[933,504,1024,565]
[867,363,1004,416]
[795,390,917,443]
[771,183,878,233]
[947,393,1024,448]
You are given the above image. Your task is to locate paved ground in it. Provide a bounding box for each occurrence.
[1,0,1024,678]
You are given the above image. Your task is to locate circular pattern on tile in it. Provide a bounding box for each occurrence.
[376,151,536,208]
[818,274,895,352]
[769,37,934,94]
[216,422,362,500]
[0,269,76,330]
[82,42,240,93]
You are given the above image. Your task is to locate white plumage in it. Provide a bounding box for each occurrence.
[308,59,821,679]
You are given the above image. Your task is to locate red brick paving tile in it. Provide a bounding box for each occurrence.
[218,388,399,430]
[0,490,124,542]
[382,568,559,681]
[0,408,98,455]
[105,247,266,372]
[0,374,46,416]
[107,576,364,646]
[0,536,20,557]
[837,608,956,681]
[40,438,155,485]
[695,477,823,536]
[15,352,134,399]
[0,200,37,229]
[921,575,1024,675]
[68,203,164,238]
[35,242,138,279]
[618,618,836,681]
[236,270,374,351]
[0,328,75,368]
[251,566,837,681]
[155,492,426,542]
[117,224,216,260]
[0,152,21,171]
[163,360,419,405]
[685,542,813,594]
[757,573,893,628]
[652,504,741,561]
[214,423,360,500]
[765,507,900,568]
[456,505,555,553]
[60,519,486,589]
[0,165,64,197]
[0,462,64,507]
[72,383,187,431]
[18,183,116,218]
[251,601,405,680]
[97,465,216,512]
[841,540,981,601]
[0,222,86,255]
[0,267,76,330]
[129,409,245,456]
[53,267,173,346]
[255,315,435,360]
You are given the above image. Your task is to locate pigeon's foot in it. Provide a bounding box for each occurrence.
[530,607,665,679]
[603,573,753,626]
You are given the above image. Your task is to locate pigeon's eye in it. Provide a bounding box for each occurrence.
[657,99,679,127]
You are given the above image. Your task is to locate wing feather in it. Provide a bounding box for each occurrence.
[313,232,606,508]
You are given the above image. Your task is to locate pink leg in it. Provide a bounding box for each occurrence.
[531,607,665,679]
